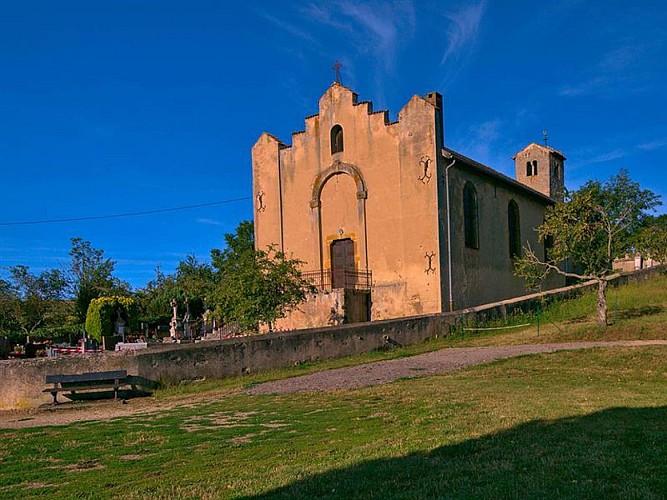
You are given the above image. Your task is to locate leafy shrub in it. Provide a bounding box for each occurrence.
[85,296,138,340]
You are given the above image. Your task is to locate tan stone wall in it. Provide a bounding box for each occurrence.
[253,85,567,329]
[613,254,661,272]
[514,143,564,201]
[444,165,566,309]
[390,94,442,319]
[252,133,284,252]
[0,352,139,410]
[275,289,344,331]
[253,84,443,327]
[613,257,637,273]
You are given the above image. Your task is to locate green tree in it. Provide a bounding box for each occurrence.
[0,278,20,338]
[136,266,178,325]
[173,254,214,320]
[85,295,138,341]
[0,266,69,340]
[514,170,661,326]
[136,257,214,327]
[66,238,129,325]
[209,221,315,332]
[636,214,667,265]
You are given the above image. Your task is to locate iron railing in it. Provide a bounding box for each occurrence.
[301,268,372,291]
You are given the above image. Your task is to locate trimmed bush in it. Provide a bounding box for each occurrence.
[85,296,138,341]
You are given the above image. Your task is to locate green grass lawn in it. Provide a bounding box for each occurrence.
[1,274,666,499]
[445,273,667,347]
[1,347,665,499]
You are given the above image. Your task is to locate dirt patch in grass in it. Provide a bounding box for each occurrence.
[230,433,257,445]
[59,460,105,471]
[0,391,229,430]
[24,482,58,489]
[119,453,152,460]
[180,410,260,432]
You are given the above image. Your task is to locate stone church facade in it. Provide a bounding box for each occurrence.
[252,83,566,330]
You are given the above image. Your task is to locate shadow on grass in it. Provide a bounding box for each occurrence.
[61,375,158,403]
[62,388,152,402]
[615,305,664,320]
[247,406,666,499]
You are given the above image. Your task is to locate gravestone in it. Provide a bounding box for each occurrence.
[114,311,126,338]
[169,298,178,339]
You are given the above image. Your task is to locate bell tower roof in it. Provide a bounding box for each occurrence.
[513,142,566,201]
[513,142,566,161]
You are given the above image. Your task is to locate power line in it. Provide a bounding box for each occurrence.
[0,196,252,226]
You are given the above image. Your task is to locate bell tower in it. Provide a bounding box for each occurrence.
[513,142,565,201]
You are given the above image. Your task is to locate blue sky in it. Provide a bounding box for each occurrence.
[1,1,666,289]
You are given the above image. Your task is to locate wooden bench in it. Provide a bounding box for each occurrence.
[43,370,129,404]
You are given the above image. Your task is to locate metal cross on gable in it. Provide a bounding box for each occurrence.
[332,60,343,84]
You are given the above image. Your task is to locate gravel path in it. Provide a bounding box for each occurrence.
[2,340,665,429]
[247,340,667,395]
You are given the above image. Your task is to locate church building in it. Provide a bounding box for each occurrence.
[252,83,566,329]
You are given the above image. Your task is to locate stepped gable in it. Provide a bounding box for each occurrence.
[273,82,435,149]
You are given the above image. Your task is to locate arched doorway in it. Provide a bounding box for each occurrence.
[310,162,371,323]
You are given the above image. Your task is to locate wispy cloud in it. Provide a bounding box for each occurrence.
[638,138,667,151]
[559,76,611,97]
[559,43,653,98]
[0,254,66,264]
[0,245,69,254]
[440,1,486,66]
[115,258,172,266]
[165,252,190,259]
[475,118,501,142]
[257,10,317,44]
[303,0,416,71]
[196,218,223,226]
[303,3,341,28]
[598,44,644,72]
[454,118,508,171]
[338,2,400,56]
[589,149,627,163]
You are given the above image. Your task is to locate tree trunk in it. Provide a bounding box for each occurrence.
[596,279,608,326]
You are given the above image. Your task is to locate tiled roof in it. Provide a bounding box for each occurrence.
[442,147,554,204]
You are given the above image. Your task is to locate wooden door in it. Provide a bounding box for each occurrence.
[331,239,354,289]
[344,290,371,323]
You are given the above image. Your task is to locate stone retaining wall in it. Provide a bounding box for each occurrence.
[1,266,663,410]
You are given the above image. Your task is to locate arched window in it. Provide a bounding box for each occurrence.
[532,160,538,175]
[508,200,521,259]
[526,161,532,177]
[463,182,479,249]
[331,125,344,154]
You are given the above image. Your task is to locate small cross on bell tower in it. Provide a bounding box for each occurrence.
[332,60,343,85]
